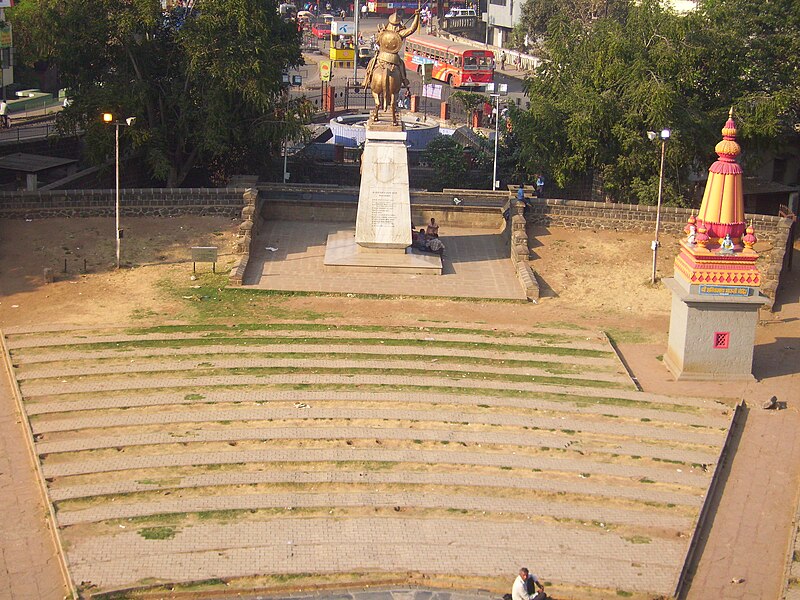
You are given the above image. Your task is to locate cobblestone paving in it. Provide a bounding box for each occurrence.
[243,223,526,299]
[24,388,728,427]
[4,324,732,597]
[48,469,703,506]
[66,518,684,592]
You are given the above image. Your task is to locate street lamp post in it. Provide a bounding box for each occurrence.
[487,82,507,190]
[353,0,359,84]
[648,128,670,284]
[103,113,136,269]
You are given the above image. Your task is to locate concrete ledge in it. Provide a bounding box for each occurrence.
[323,230,442,275]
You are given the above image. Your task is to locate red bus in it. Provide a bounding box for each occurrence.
[366,1,442,15]
[404,34,494,88]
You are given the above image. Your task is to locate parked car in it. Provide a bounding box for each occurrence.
[445,7,477,17]
[357,46,374,67]
[311,22,331,39]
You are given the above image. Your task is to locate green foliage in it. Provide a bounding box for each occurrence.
[423,135,469,189]
[10,0,307,186]
[138,526,177,540]
[449,91,487,113]
[511,0,800,204]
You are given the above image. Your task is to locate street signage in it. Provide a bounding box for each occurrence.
[698,285,752,297]
[421,62,433,84]
[191,246,218,273]
[319,60,332,82]
[423,83,442,99]
[331,20,355,35]
[411,55,435,65]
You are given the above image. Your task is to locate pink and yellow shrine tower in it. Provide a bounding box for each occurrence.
[664,110,766,380]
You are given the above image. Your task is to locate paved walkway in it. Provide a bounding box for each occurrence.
[683,406,800,599]
[0,361,67,600]
[672,241,800,599]
[243,222,526,300]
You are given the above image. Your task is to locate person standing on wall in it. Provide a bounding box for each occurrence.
[0,99,9,129]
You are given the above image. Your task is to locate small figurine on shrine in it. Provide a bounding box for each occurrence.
[687,224,697,246]
[719,233,734,254]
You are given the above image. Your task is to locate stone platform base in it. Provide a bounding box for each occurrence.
[323,230,442,275]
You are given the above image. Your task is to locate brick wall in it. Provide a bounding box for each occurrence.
[0,188,248,219]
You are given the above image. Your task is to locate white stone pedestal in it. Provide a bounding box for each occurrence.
[324,121,441,275]
[355,124,412,249]
[663,277,766,381]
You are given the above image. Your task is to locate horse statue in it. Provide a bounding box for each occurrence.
[369,61,402,125]
[362,10,420,126]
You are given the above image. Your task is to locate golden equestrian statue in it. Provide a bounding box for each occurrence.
[362,8,420,124]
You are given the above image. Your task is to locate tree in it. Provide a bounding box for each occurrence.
[10,0,307,187]
[512,0,629,50]
[424,136,469,190]
[511,0,800,204]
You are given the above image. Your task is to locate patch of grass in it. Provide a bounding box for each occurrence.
[604,328,655,345]
[197,509,244,520]
[53,334,614,360]
[615,591,633,597]
[138,526,177,540]
[793,550,800,562]
[184,393,205,401]
[640,417,651,422]
[623,535,652,544]
[136,478,182,487]
[639,477,655,484]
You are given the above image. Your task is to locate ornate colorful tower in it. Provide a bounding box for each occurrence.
[664,110,766,380]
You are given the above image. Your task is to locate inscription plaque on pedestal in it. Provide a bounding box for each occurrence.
[355,126,412,249]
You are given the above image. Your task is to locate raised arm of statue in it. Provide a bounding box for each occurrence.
[399,11,420,39]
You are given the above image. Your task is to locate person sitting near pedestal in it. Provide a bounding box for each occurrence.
[427,236,445,256]
[413,228,428,250]
[426,218,439,238]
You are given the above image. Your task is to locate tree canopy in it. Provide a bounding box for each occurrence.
[511,0,800,204]
[10,0,308,186]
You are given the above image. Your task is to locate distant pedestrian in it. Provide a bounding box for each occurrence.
[0,100,9,129]
[499,51,506,70]
[512,567,546,600]
[361,3,367,17]
[535,174,545,197]
[516,184,525,202]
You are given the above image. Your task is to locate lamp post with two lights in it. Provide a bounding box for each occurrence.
[102,113,136,269]
[647,127,670,284]
[486,82,508,190]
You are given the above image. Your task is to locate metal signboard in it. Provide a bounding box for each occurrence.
[0,24,11,49]
[191,246,218,273]
[331,20,356,35]
[422,83,442,99]
[319,60,332,82]
[698,285,752,297]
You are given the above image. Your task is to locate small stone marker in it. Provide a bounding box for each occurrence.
[43,267,53,284]
[191,246,218,273]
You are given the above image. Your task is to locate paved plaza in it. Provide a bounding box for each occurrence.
[243,221,526,300]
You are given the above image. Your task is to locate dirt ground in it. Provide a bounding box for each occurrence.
[0,215,797,406]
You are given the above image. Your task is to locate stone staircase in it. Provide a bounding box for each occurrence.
[3,323,732,598]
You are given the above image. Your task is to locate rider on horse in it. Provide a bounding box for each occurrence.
[363,9,420,91]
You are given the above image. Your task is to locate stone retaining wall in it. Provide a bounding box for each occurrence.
[0,188,248,219]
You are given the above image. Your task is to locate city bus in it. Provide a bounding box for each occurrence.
[404,34,494,88]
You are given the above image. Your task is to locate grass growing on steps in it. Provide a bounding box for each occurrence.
[26,365,628,390]
[30,336,614,359]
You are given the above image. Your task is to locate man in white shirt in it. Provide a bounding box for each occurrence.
[0,100,9,128]
[512,567,546,600]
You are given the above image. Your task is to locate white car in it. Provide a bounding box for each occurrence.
[445,7,477,17]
